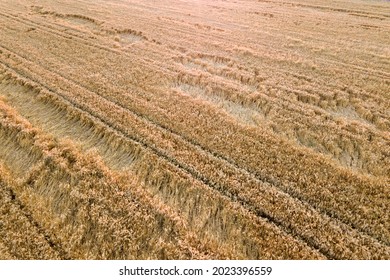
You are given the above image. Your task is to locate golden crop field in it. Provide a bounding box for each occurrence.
[0,0,389,260]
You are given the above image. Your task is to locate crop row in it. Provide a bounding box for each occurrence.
[0,2,388,259]
[0,98,218,259]
[0,50,388,258]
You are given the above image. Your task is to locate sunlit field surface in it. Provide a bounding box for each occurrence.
[0,0,389,259]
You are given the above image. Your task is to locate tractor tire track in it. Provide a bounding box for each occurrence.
[0,36,387,250]
[1,52,388,259]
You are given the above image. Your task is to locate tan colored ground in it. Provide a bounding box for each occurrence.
[0,0,389,259]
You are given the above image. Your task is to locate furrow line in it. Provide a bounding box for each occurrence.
[2,6,389,86]
[5,7,388,123]
[1,55,388,258]
[0,59,334,258]
[6,186,70,259]
[0,71,326,259]
[0,11,176,77]
[0,165,69,259]
[1,41,387,251]
[0,101,217,259]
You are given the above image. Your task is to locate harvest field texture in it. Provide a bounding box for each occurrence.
[0,0,389,260]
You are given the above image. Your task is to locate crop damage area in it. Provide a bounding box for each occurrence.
[0,0,389,259]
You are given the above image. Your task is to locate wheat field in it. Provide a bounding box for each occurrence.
[0,0,389,260]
